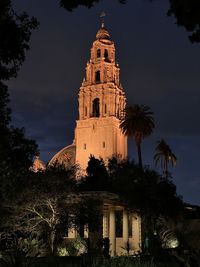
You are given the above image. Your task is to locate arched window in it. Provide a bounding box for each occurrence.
[97,49,101,58]
[95,71,100,83]
[85,106,87,116]
[105,104,107,114]
[104,49,109,61]
[92,98,100,117]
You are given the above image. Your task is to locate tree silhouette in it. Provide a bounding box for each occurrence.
[79,155,109,191]
[154,139,177,173]
[167,0,200,43]
[0,0,39,201]
[120,105,155,169]
[0,0,39,164]
[0,0,39,81]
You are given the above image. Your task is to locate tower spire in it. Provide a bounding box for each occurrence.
[100,12,106,28]
[76,21,127,171]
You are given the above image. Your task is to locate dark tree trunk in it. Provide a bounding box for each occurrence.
[135,138,142,169]
[79,223,84,238]
[88,204,103,254]
[166,160,168,173]
[50,231,55,254]
[164,159,169,178]
[134,133,143,169]
[137,143,142,169]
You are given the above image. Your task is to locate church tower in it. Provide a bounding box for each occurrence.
[75,22,127,170]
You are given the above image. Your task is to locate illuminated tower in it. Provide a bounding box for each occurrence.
[75,22,127,170]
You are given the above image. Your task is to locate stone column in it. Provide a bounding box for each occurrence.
[132,214,142,251]
[109,208,116,256]
[123,209,129,248]
[103,212,109,238]
[84,224,88,238]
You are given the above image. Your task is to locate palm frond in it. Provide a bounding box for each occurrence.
[120,104,155,138]
[154,139,177,171]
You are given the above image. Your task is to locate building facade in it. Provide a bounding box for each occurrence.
[66,192,141,256]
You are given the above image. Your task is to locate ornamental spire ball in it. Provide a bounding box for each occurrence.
[100,11,106,27]
[96,12,110,40]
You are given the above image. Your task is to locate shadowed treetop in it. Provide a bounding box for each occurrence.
[0,0,39,192]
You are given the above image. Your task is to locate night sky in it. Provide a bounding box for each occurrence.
[9,0,200,205]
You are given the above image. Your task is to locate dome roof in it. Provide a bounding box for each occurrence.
[96,23,110,40]
[30,156,46,173]
[48,143,76,169]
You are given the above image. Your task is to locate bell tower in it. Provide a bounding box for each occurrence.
[75,22,127,170]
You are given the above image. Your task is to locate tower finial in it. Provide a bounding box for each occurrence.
[100,12,106,28]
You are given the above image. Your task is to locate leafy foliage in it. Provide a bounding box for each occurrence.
[0,0,39,202]
[80,156,184,250]
[80,156,183,219]
[60,0,126,12]
[81,156,109,191]
[0,0,39,81]
[2,167,77,255]
[168,0,200,43]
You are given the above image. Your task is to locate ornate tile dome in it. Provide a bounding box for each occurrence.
[48,143,76,169]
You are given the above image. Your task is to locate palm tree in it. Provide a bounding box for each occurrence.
[154,139,177,173]
[120,105,155,169]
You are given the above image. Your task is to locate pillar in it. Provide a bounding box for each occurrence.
[123,209,129,248]
[109,208,116,256]
[132,214,141,251]
[103,212,109,238]
[84,224,88,238]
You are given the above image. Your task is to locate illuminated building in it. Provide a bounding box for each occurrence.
[48,21,127,171]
